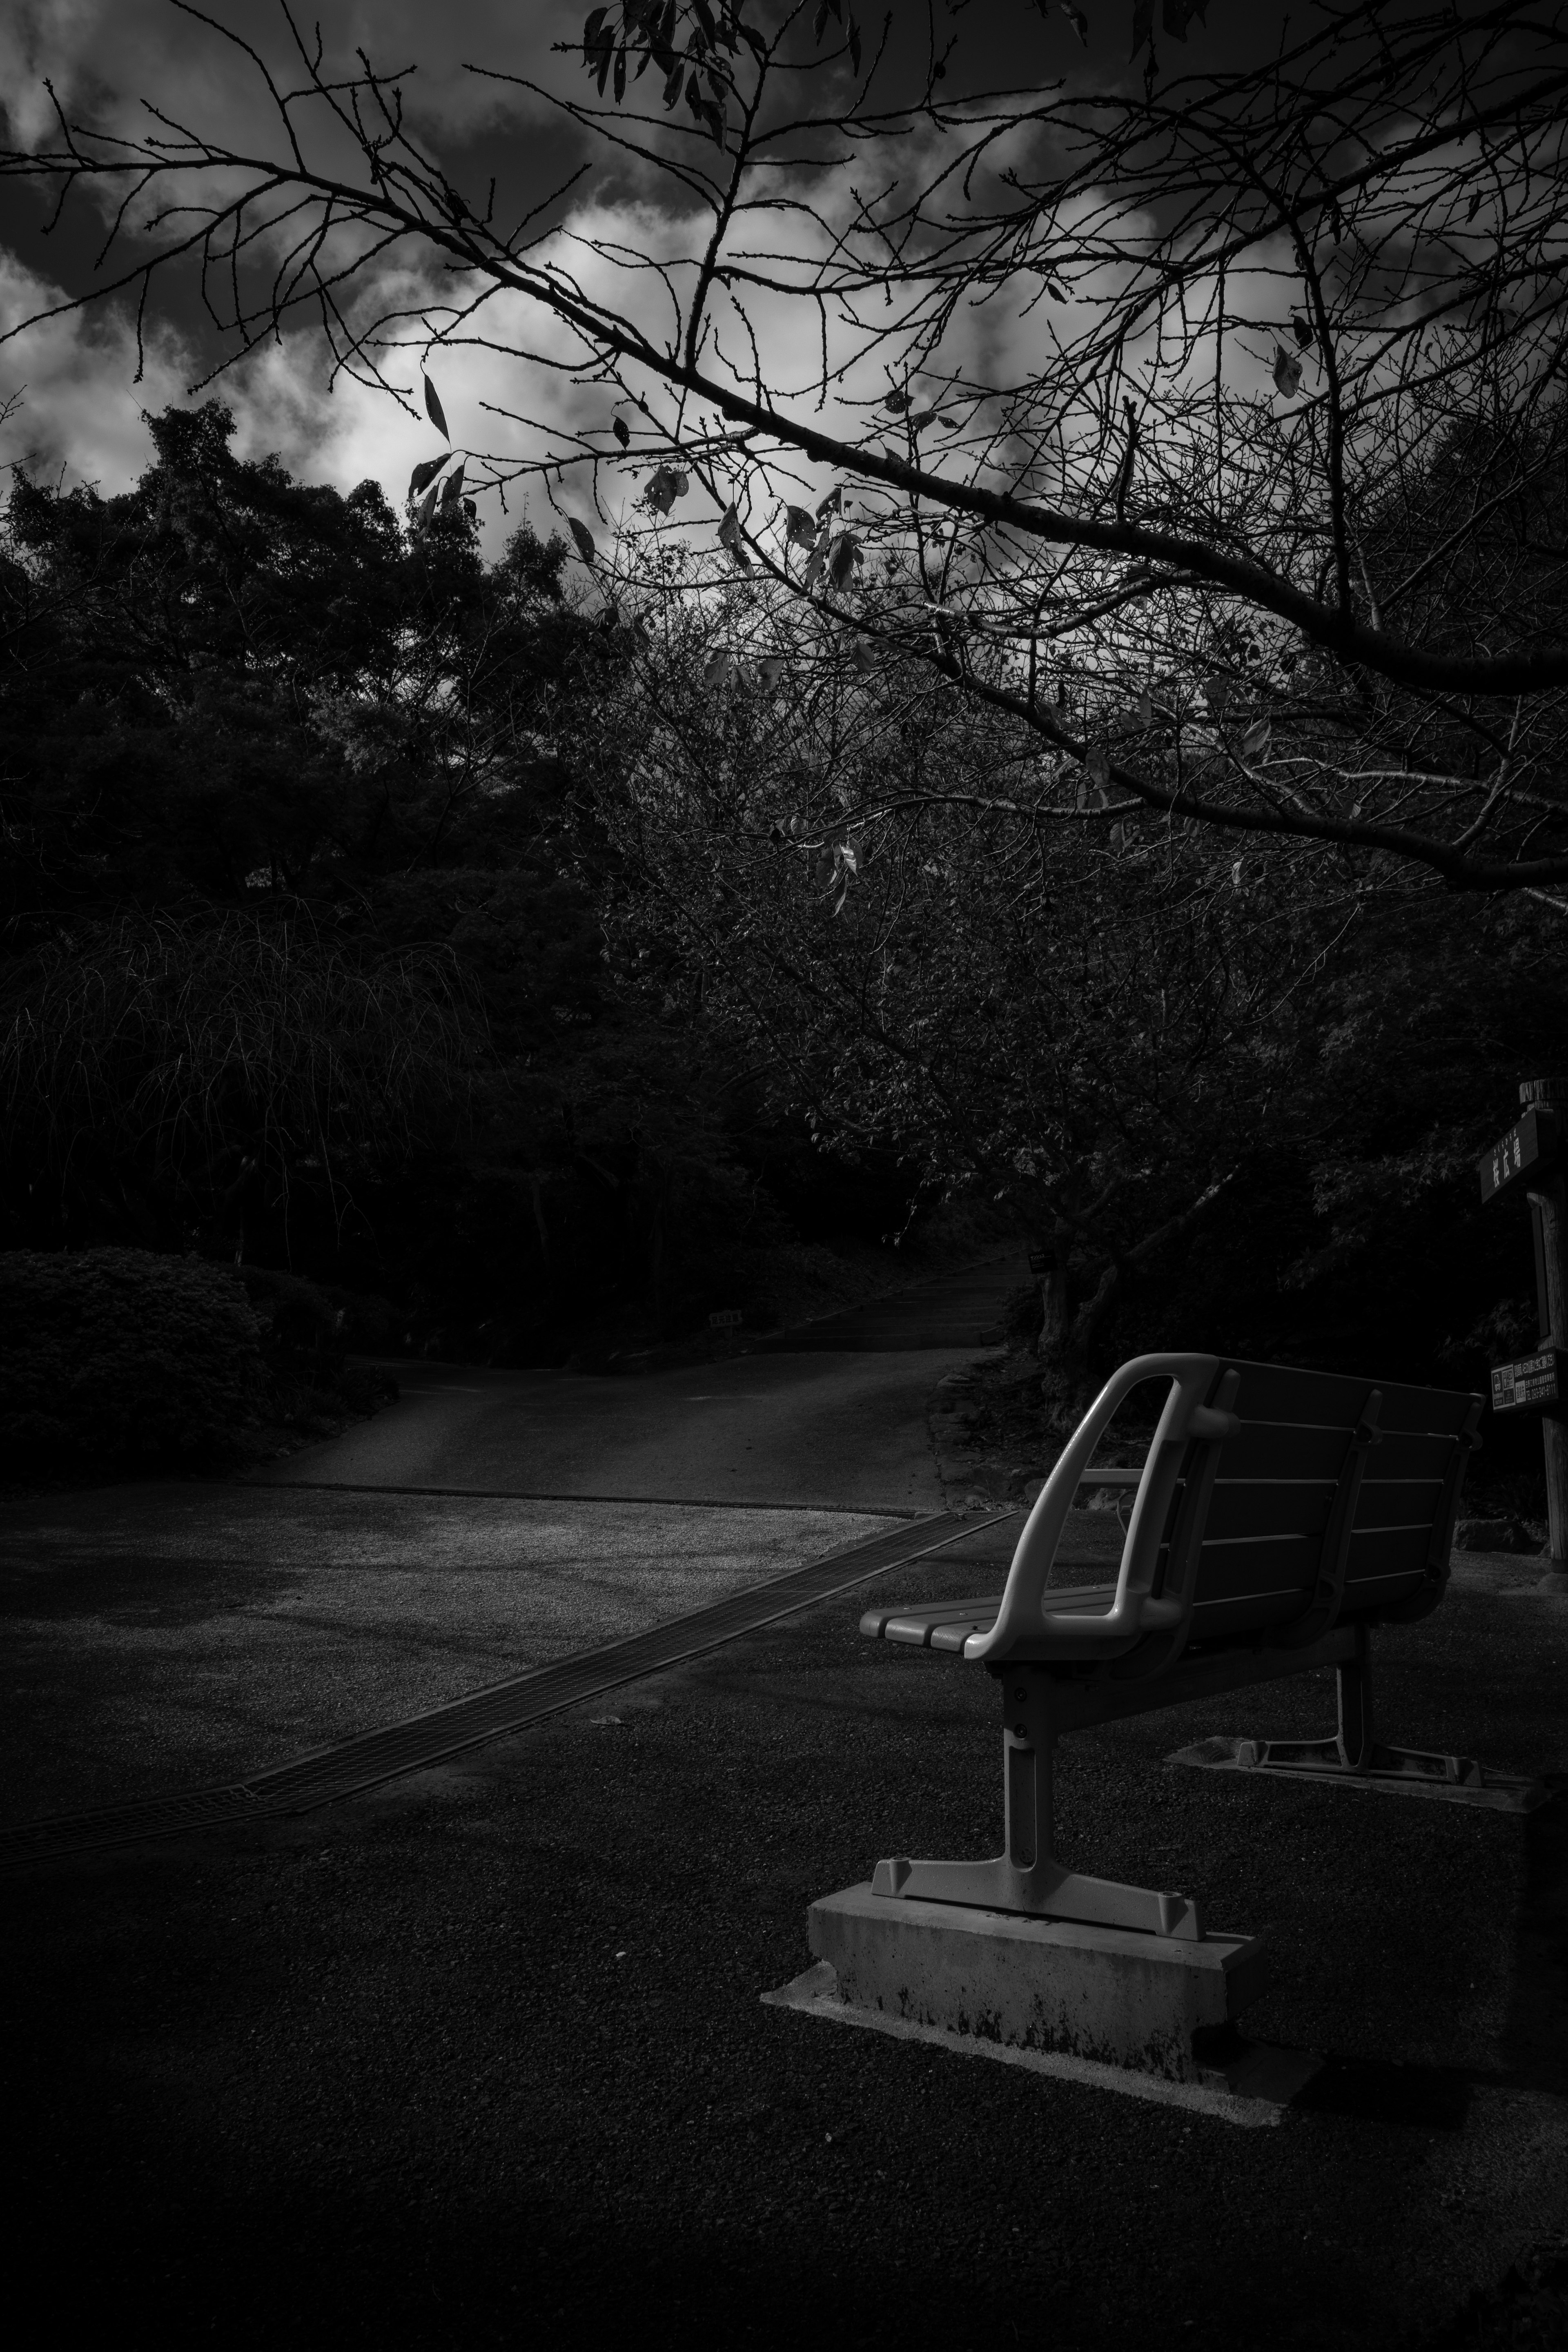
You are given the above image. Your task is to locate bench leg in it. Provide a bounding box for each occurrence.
[1229,1626,1488,1791]
[870,1673,1205,1940]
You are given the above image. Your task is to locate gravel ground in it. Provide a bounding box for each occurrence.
[0,1487,902,1820]
[4,1540,1566,2350]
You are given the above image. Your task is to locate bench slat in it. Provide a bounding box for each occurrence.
[1204,1481,1337,1541]
[1363,1432,1462,1481]
[1206,1423,1352,1480]
[1353,1479,1444,1532]
[862,1586,1115,1648]
[1187,1533,1315,1604]
[1343,1524,1432,1595]
[1228,1363,1472,1434]
[1198,1473,1447,1544]
[1187,1588,1313,1637]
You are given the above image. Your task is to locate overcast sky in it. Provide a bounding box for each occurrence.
[0,0,1286,542]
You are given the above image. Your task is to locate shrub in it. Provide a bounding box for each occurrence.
[236,1263,398,1432]
[0,1247,267,1477]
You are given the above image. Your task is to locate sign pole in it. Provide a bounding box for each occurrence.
[1521,1079,1568,1574]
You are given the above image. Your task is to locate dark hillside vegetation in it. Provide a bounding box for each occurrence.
[0,405,953,1372]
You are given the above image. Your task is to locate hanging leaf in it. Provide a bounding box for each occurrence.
[758,655,787,688]
[1163,0,1198,38]
[816,485,843,521]
[440,460,466,506]
[1241,717,1272,758]
[1130,0,1154,56]
[408,455,449,502]
[1136,690,1153,728]
[905,407,937,431]
[848,16,862,69]
[1060,3,1088,41]
[1272,344,1303,397]
[804,541,827,594]
[828,532,861,590]
[936,414,960,432]
[569,516,597,564]
[813,0,830,38]
[462,498,477,520]
[583,9,607,52]
[1465,190,1483,223]
[702,647,735,690]
[1291,312,1314,349]
[416,479,443,528]
[423,374,450,439]
[644,466,686,514]
[613,416,630,447]
[664,60,684,105]
[1201,675,1230,715]
[882,388,911,414]
[613,45,626,100]
[851,637,880,673]
[784,505,817,547]
[1085,746,1111,792]
[717,502,751,568]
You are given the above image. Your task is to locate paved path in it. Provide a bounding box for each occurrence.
[253,1252,1015,1510]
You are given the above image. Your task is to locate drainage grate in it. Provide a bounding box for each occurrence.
[2,1509,1011,1870]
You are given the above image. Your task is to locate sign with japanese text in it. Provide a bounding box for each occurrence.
[1489,1350,1566,1415]
[1478,1106,1560,1205]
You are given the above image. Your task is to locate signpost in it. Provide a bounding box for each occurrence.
[1489,1350,1567,1417]
[1478,1080,1568,1572]
[708,1309,743,1330]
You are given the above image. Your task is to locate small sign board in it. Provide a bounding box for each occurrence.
[708,1309,743,1329]
[1490,1349,1566,1415]
[1479,1106,1559,1204]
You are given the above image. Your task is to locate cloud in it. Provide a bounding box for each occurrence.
[0,4,1170,568]
[0,0,586,153]
[0,249,192,492]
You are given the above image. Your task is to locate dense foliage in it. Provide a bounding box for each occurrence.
[584,578,1568,1430]
[0,405,828,1359]
[0,1247,267,1474]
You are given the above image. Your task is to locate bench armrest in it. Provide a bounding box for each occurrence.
[963,1353,1232,1663]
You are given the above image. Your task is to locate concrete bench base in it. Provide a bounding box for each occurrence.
[1170,1733,1549,1811]
[793,1882,1278,2086]
[762,1958,1319,2126]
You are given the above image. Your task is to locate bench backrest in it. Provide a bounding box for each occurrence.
[1171,1359,1479,1644]
[971,1353,1481,1668]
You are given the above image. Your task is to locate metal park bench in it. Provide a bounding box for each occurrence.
[860,1352,1537,1947]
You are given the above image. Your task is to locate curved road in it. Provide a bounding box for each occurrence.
[255,1251,1019,1514]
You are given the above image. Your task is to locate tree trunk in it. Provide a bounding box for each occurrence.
[1031,1226,1100,1431]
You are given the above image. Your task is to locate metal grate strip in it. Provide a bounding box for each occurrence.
[2,1510,1012,1869]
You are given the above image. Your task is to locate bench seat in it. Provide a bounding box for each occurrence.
[862,1586,1112,1652]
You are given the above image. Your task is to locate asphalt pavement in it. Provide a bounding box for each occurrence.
[4,1252,1568,2350]
[251,1252,1018,1510]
